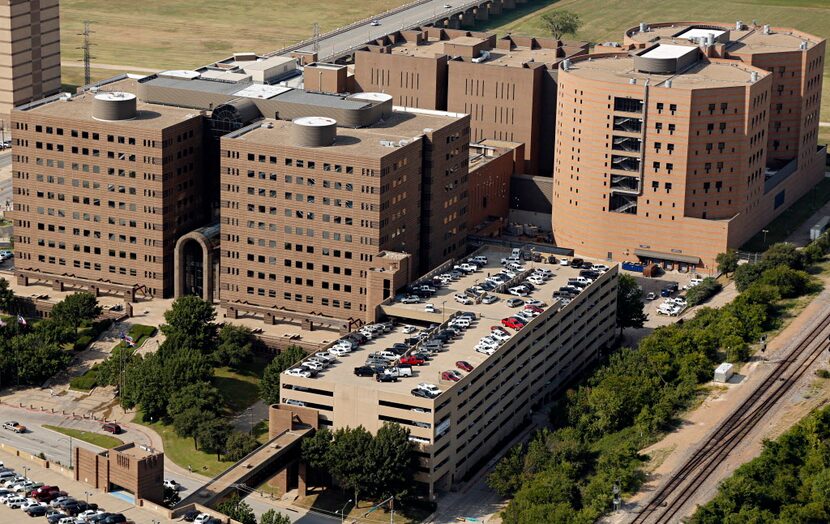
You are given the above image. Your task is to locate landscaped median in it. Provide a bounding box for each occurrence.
[41,424,124,449]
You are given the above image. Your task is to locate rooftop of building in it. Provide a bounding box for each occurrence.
[112,443,160,459]
[627,22,823,53]
[468,140,521,172]
[228,107,464,155]
[563,53,764,88]
[284,247,615,398]
[18,77,202,128]
[383,34,585,67]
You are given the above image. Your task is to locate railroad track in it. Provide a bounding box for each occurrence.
[631,308,830,524]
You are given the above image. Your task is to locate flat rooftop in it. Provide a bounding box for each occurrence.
[21,78,201,128]
[230,108,463,155]
[641,43,699,59]
[565,55,761,88]
[628,23,821,53]
[288,248,614,397]
[387,36,570,67]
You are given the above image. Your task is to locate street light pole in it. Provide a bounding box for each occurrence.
[339,499,353,524]
[59,436,73,469]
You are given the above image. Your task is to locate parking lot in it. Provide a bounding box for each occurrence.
[0,452,174,523]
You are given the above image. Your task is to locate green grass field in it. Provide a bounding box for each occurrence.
[42,424,124,449]
[133,412,232,477]
[213,360,264,414]
[60,0,409,72]
[484,0,830,140]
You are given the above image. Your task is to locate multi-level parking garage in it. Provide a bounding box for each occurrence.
[280,248,618,497]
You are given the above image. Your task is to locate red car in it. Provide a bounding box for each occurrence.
[456,361,473,372]
[441,370,462,382]
[400,356,426,366]
[102,422,122,434]
[524,305,544,313]
[501,317,525,330]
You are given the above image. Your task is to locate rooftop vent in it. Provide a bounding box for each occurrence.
[800,40,808,50]
[629,78,636,85]
[92,92,137,121]
[665,79,672,88]
[639,22,647,33]
[736,20,744,30]
[762,24,771,35]
[291,116,336,147]
[750,71,759,83]
[561,58,571,71]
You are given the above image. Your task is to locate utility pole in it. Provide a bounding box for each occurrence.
[312,22,320,57]
[78,21,94,86]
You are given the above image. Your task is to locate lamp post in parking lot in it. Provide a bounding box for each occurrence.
[58,436,73,469]
[441,300,447,324]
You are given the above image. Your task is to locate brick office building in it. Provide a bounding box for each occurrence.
[0,0,61,121]
[219,103,470,324]
[10,78,209,298]
[354,28,588,176]
[552,22,825,270]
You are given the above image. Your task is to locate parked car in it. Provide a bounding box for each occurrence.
[400,295,422,304]
[376,373,398,383]
[399,356,426,366]
[354,366,376,377]
[3,421,25,433]
[163,479,181,491]
[284,368,311,378]
[101,422,121,434]
[570,258,584,268]
[424,303,439,313]
[416,383,442,397]
[402,325,417,334]
[501,317,524,330]
[456,361,473,372]
[411,388,432,399]
[441,370,462,382]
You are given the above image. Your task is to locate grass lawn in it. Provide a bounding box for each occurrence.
[213,357,267,414]
[485,0,830,132]
[741,177,830,251]
[42,424,123,449]
[133,412,233,477]
[59,0,409,74]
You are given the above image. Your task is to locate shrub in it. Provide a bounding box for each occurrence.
[70,368,99,391]
[73,334,94,352]
[734,263,765,291]
[816,369,830,379]
[757,265,812,298]
[685,278,722,306]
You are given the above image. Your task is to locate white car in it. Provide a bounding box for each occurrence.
[535,268,553,278]
[314,352,336,363]
[560,258,570,266]
[527,276,545,286]
[481,294,498,304]
[370,19,380,26]
[306,357,329,368]
[163,479,181,491]
[424,304,439,313]
[480,336,502,346]
[476,346,496,356]
[508,286,529,297]
[417,383,442,396]
[490,330,511,342]
[525,299,546,308]
[591,264,609,272]
[454,294,472,305]
[400,295,422,304]
[5,496,25,508]
[284,368,312,378]
[469,255,487,265]
[328,346,350,357]
[20,499,46,511]
[78,509,104,519]
[195,515,214,524]
[332,341,354,351]
[459,263,478,273]
[402,325,417,334]
[688,278,703,287]
[301,360,324,372]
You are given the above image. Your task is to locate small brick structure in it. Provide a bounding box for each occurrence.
[74,442,164,504]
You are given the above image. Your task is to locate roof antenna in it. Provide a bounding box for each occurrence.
[78,20,95,86]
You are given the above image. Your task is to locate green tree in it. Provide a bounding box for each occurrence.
[260,346,307,404]
[11,333,71,385]
[216,493,256,524]
[326,426,373,506]
[214,324,254,368]
[225,431,260,462]
[172,408,204,447]
[301,427,333,470]
[616,274,647,334]
[50,292,101,330]
[196,418,232,460]
[538,10,582,40]
[488,444,526,497]
[757,265,811,298]
[685,278,722,306]
[762,242,804,270]
[260,509,291,524]
[733,263,765,292]
[367,423,416,500]
[716,250,739,275]
[160,296,217,354]
[0,277,15,314]
[167,381,223,420]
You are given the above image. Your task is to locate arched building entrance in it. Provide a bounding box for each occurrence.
[174,223,220,303]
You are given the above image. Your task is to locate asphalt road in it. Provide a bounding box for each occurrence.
[0,406,203,496]
[288,0,493,60]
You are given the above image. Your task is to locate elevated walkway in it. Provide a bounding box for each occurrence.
[178,428,311,508]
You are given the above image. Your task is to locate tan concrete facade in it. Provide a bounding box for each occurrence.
[0,0,61,122]
[10,78,210,297]
[467,140,520,230]
[553,23,826,269]
[280,255,619,496]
